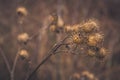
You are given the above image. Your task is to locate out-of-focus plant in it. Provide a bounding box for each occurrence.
[70,71,98,80]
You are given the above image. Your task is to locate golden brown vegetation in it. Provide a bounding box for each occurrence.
[0,0,120,80]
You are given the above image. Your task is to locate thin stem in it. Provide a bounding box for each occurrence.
[12,53,19,73]
[27,43,63,80]
[10,71,14,80]
[0,47,11,73]
[27,36,69,80]
[9,48,21,80]
[11,48,20,80]
[29,31,40,41]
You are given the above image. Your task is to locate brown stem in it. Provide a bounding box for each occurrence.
[11,52,20,80]
[11,47,21,80]
[0,47,20,80]
[26,36,69,80]
[27,43,63,80]
[0,47,11,73]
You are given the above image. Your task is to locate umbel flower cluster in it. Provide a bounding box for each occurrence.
[49,14,108,60]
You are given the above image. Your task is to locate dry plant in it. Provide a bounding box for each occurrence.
[0,5,108,80]
[70,71,98,80]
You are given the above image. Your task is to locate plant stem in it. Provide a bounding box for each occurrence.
[11,71,14,80]
[0,47,11,73]
[27,36,68,80]
[11,52,20,80]
[27,43,63,80]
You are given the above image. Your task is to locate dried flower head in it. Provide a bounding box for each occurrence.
[48,15,55,23]
[49,25,56,32]
[64,25,72,32]
[82,71,95,80]
[72,24,80,32]
[50,13,58,24]
[16,6,28,17]
[81,19,99,32]
[87,49,96,57]
[88,33,103,46]
[17,33,29,43]
[72,34,82,44]
[64,25,72,33]
[96,47,107,59]
[19,49,29,60]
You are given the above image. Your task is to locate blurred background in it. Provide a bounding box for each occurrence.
[0,0,120,80]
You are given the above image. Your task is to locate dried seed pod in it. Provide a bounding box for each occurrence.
[17,33,29,43]
[82,71,95,80]
[64,25,72,32]
[48,15,55,23]
[16,6,28,17]
[50,13,58,24]
[49,25,56,32]
[87,49,96,57]
[96,47,107,59]
[19,49,29,60]
[72,34,82,44]
[82,19,99,32]
[88,33,103,46]
[72,24,80,32]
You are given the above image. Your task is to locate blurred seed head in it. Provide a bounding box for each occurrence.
[48,15,55,23]
[17,33,29,43]
[64,24,80,33]
[72,24,80,32]
[96,47,107,59]
[82,71,96,80]
[72,34,82,44]
[49,25,56,32]
[81,19,99,32]
[16,6,28,17]
[50,13,58,24]
[87,49,96,57]
[64,25,72,33]
[19,49,29,60]
[88,33,103,46]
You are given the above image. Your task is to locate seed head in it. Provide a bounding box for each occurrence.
[16,6,28,17]
[72,34,82,44]
[64,25,72,32]
[17,33,29,43]
[49,25,56,32]
[97,47,107,59]
[48,15,55,23]
[88,33,103,46]
[19,49,29,60]
[87,49,96,57]
[82,19,99,32]
[72,24,80,32]
[82,71,95,80]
